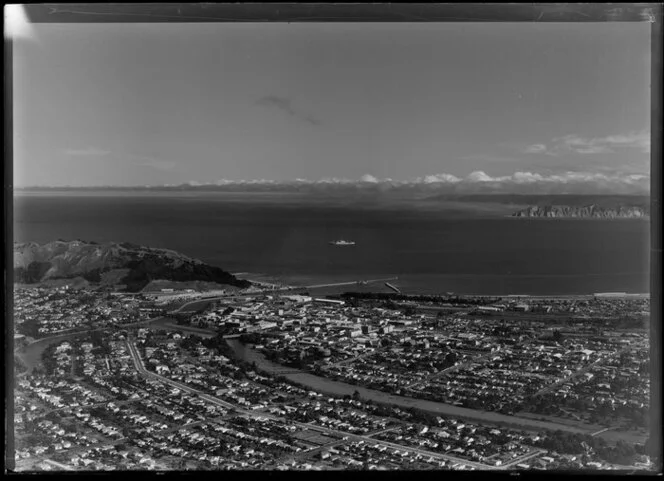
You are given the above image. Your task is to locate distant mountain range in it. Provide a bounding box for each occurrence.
[15,170,650,195]
[13,240,251,292]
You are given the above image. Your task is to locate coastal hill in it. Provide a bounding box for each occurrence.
[427,194,650,219]
[500,195,649,219]
[512,204,649,219]
[13,240,251,292]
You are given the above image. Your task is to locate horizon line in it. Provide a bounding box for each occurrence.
[11,169,652,191]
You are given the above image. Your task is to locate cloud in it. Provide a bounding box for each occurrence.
[257,95,321,125]
[403,170,649,194]
[603,132,651,153]
[575,146,614,154]
[457,170,649,193]
[466,171,494,182]
[158,169,650,195]
[318,177,354,184]
[522,131,650,157]
[64,147,111,157]
[553,131,650,155]
[523,144,546,154]
[510,171,545,183]
[460,170,647,185]
[556,135,615,154]
[417,173,462,184]
[523,143,557,156]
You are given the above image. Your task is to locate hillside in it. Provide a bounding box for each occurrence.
[13,240,251,292]
[511,204,649,219]
[418,194,650,218]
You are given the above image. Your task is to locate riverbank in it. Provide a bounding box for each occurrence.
[224,340,642,443]
[17,317,646,446]
[18,331,99,374]
[125,322,645,443]
[17,316,170,374]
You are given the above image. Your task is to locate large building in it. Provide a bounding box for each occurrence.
[313,298,345,306]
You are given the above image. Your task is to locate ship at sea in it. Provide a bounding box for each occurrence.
[329,239,356,246]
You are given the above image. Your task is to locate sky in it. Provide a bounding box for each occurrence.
[12,20,652,188]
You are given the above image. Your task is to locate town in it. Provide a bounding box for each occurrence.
[12,285,654,471]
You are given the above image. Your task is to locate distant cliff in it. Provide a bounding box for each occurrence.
[14,240,251,292]
[512,205,650,219]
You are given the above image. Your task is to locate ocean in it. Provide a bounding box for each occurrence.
[13,192,651,295]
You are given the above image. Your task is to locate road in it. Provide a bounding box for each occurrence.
[35,399,140,419]
[406,348,501,390]
[328,347,389,368]
[24,416,223,469]
[304,424,488,470]
[26,324,628,471]
[274,424,406,464]
[43,459,75,471]
[268,417,490,470]
[121,340,511,470]
[124,341,237,411]
[532,346,632,398]
[499,447,548,469]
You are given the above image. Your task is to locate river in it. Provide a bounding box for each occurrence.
[225,339,617,437]
[19,322,645,443]
[18,331,98,375]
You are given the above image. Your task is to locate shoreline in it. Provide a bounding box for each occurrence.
[237,272,649,299]
[13,280,650,299]
[232,277,650,299]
